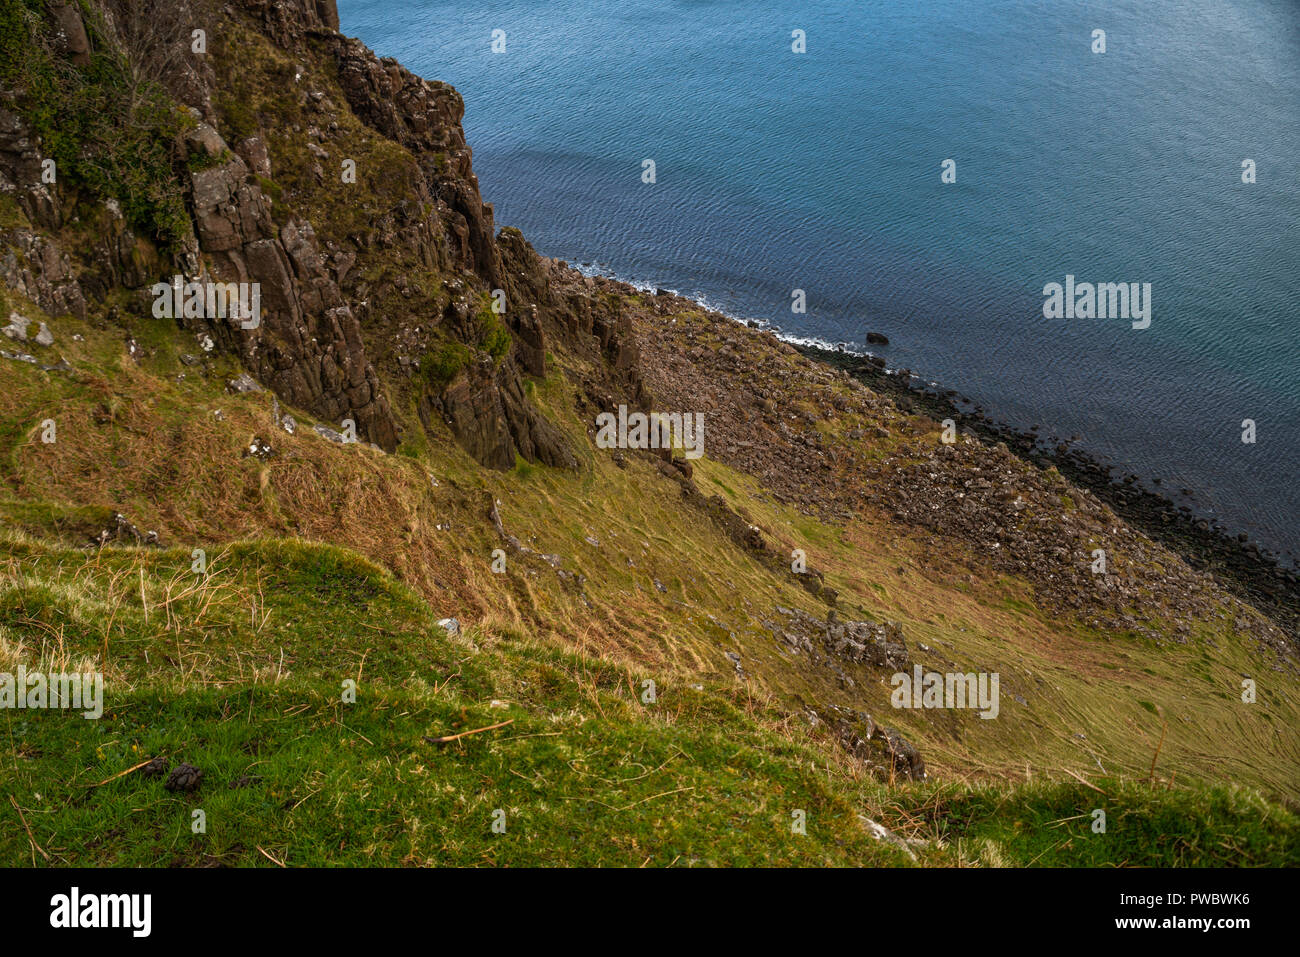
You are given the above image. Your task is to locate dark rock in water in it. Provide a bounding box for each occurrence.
[866,331,889,345]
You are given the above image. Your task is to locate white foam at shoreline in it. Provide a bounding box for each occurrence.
[566,261,873,358]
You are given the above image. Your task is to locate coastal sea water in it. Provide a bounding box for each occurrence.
[338,0,1300,563]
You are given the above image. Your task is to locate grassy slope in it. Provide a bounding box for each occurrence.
[0,535,900,867]
[2,533,1294,867]
[0,291,1297,866]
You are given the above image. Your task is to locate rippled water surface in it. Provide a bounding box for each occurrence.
[339,0,1300,560]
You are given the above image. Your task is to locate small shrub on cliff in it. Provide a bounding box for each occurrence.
[186,147,231,173]
[255,175,283,203]
[214,91,259,144]
[0,1,26,84]
[482,319,512,362]
[421,340,471,390]
[474,293,512,364]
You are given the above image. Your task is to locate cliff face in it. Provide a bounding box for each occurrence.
[0,0,646,466]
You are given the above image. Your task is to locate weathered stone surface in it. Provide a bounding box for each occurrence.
[0,0,702,474]
[858,815,918,860]
[183,121,227,162]
[827,619,910,669]
[235,136,272,178]
[0,230,87,320]
[425,356,576,471]
[823,706,927,782]
[190,154,272,253]
[170,112,398,450]
[79,200,165,296]
[49,3,90,66]
[0,100,59,229]
[770,607,910,669]
[328,34,500,284]
[228,372,263,394]
[2,312,29,340]
[237,0,340,46]
[870,724,927,780]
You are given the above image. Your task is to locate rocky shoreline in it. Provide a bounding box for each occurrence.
[795,342,1300,641]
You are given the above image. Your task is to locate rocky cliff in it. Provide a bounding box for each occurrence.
[1,0,648,468]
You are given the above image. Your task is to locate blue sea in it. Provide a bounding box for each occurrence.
[338,0,1300,563]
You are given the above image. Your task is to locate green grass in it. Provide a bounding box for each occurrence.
[885,778,1298,867]
[0,536,901,866]
[3,535,1294,867]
